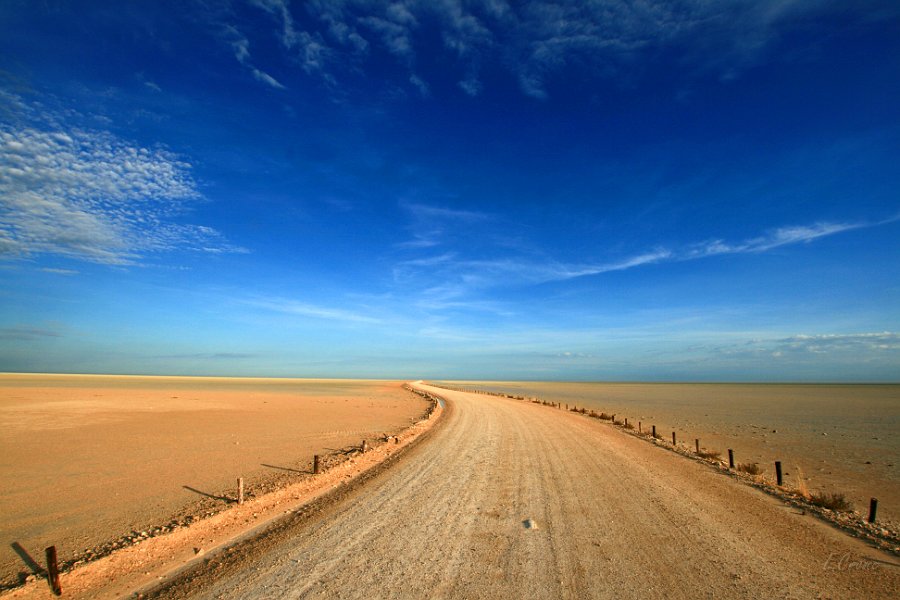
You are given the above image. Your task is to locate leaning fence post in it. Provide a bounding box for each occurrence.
[45,546,61,596]
[775,461,783,486]
[868,498,878,523]
[728,449,735,469]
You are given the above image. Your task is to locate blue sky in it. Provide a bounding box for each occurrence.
[1,0,899,381]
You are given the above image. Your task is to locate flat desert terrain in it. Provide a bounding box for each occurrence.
[444,381,900,524]
[0,374,430,588]
[142,383,899,599]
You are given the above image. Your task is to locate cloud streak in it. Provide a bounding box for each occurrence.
[712,332,900,360]
[224,24,287,89]
[688,221,865,258]
[394,217,879,309]
[0,326,63,341]
[245,296,381,324]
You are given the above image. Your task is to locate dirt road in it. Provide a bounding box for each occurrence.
[149,383,900,599]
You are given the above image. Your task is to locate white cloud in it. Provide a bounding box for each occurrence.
[0,124,244,265]
[713,332,900,359]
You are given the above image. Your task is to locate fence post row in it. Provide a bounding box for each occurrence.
[421,383,884,526]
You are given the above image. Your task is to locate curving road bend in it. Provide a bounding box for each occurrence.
[156,383,899,599]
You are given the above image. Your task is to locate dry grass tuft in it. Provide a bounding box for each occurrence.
[795,466,811,500]
[696,449,721,460]
[809,492,853,512]
[623,422,634,429]
[737,462,762,476]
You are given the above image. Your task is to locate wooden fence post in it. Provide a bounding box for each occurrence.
[672,432,676,445]
[868,498,878,523]
[728,449,734,469]
[314,455,321,474]
[45,546,61,596]
[238,477,244,505]
[695,439,700,454]
[775,461,783,486]
[651,425,656,438]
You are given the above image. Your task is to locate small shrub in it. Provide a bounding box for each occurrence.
[809,492,852,512]
[623,422,635,430]
[737,462,762,476]
[697,449,721,460]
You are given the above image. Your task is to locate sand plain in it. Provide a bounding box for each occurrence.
[442,381,900,524]
[143,384,899,599]
[0,374,430,588]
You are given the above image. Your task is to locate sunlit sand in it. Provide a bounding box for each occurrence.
[0,374,430,586]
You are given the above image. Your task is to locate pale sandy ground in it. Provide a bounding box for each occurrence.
[0,374,430,588]
[139,384,899,599]
[447,381,900,525]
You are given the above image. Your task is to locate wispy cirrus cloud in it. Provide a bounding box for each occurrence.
[687,221,866,258]
[396,201,490,249]
[149,352,258,360]
[222,1,897,99]
[245,296,380,324]
[40,267,79,276]
[222,24,287,89]
[394,217,882,310]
